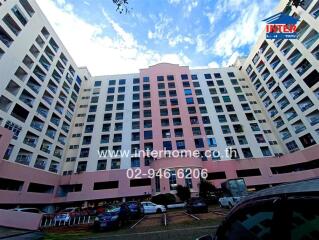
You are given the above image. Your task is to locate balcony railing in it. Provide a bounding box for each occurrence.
[287,112,297,121]
[309,116,319,126]
[37,108,48,118]
[31,121,44,131]
[20,96,34,107]
[299,102,314,112]
[294,125,306,134]
[303,33,319,49]
[23,138,38,147]
[16,155,31,165]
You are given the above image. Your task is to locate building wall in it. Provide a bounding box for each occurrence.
[0,0,318,206]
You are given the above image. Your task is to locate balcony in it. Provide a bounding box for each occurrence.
[49,161,59,173]
[62,123,70,133]
[33,66,46,82]
[68,102,75,112]
[280,130,292,140]
[272,87,282,99]
[270,57,280,69]
[41,142,52,154]
[264,50,274,61]
[54,148,63,159]
[302,30,318,49]
[289,86,304,100]
[52,70,61,83]
[43,94,53,105]
[274,39,283,48]
[49,38,59,52]
[44,46,55,61]
[285,109,297,121]
[23,55,34,69]
[26,77,41,93]
[58,135,66,145]
[39,55,51,71]
[55,104,64,115]
[46,128,56,139]
[280,41,293,56]
[256,62,265,72]
[31,118,44,132]
[56,61,65,74]
[263,97,272,108]
[16,153,32,165]
[296,21,309,40]
[261,71,270,81]
[51,116,60,127]
[307,111,319,126]
[62,82,70,94]
[23,133,38,147]
[30,45,40,58]
[276,65,288,79]
[312,45,319,60]
[59,93,67,103]
[297,98,314,112]
[19,90,35,108]
[278,97,289,109]
[34,157,47,170]
[259,41,268,53]
[292,121,306,134]
[66,73,73,85]
[47,81,58,94]
[275,119,284,128]
[266,78,276,90]
[282,75,295,89]
[269,108,278,118]
[295,59,312,76]
[0,25,14,47]
[6,80,21,96]
[287,50,302,65]
[37,105,49,118]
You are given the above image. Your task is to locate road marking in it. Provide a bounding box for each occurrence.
[163,213,167,226]
[130,216,145,229]
[183,211,200,220]
[85,225,219,239]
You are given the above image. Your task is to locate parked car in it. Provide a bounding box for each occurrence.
[218,196,242,209]
[12,208,44,214]
[93,204,131,230]
[141,201,166,214]
[126,201,144,219]
[196,178,319,240]
[186,197,208,213]
[54,207,81,224]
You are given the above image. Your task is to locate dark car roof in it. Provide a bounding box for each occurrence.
[243,178,319,202]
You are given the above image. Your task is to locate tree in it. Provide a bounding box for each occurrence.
[287,0,304,8]
[198,180,216,199]
[176,185,191,202]
[112,0,130,14]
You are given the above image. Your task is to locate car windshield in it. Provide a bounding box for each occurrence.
[104,207,120,216]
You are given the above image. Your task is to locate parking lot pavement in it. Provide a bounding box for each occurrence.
[0,227,43,240]
[85,225,219,240]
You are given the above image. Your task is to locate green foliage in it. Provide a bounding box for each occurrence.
[151,193,176,206]
[112,0,130,14]
[287,0,304,8]
[176,185,191,202]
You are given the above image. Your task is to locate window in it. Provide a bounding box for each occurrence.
[261,146,272,156]
[167,75,174,81]
[97,160,107,171]
[173,118,181,126]
[242,148,253,158]
[131,157,140,168]
[172,108,180,115]
[161,119,170,126]
[111,159,121,169]
[208,138,217,147]
[214,73,221,78]
[192,127,201,136]
[184,89,192,95]
[194,138,204,148]
[171,99,179,105]
[19,0,35,17]
[204,73,212,79]
[181,74,188,80]
[186,97,194,104]
[144,131,153,140]
[94,81,101,87]
[174,128,183,137]
[191,74,198,80]
[176,140,185,149]
[163,141,172,150]
[255,134,266,143]
[79,148,89,158]
[157,76,164,81]
[101,135,109,144]
[169,169,177,190]
[12,5,27,26]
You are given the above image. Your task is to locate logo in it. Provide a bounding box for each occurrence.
[263,13,299,39]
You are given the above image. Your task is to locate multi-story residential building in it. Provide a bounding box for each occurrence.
[0,0,318,209]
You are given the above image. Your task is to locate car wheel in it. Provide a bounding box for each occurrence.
[156,208,162,213]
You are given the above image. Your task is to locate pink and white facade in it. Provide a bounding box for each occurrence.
[0,0,318,208]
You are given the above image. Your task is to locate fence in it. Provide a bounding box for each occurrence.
[40,214,95,228]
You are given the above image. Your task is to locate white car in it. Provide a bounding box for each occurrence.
[141,201,166,214]
[218,196,242,208]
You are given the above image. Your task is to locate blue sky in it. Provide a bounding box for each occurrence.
[36,0,278,75]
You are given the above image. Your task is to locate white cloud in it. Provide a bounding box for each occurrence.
[222,51,240,67]
[205,12,215,25]
[208,61,220,68]
[213,3,261,57]
[168,35,194,47]
[168,0,181,4]
[147,14,173,40]
[195,35,207,53]
[35,0,191,75]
